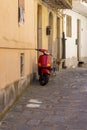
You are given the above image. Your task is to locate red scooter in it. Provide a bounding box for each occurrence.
[35,49,52,86]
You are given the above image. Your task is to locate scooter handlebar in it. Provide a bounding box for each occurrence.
[35,49,46,53]
[35,48,52,56]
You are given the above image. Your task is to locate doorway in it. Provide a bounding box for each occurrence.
[57,17,61,59]
[37,5,42,56]
[48,12,53,54]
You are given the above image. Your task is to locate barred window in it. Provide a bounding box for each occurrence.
[66,15,72,37]
[20,53,25,77]
[18,0,25,25]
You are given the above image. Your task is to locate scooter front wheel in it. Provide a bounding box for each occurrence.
[39,74,49,86]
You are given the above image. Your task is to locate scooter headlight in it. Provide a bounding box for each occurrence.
[38,63,41,67]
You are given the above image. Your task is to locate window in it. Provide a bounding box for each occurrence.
[66,15,72,37]
[20,53,25,77]
[18,0,25,25]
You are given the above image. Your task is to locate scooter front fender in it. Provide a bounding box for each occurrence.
[41,69,50,75]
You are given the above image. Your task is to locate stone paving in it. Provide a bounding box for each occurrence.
[0,68,87,130]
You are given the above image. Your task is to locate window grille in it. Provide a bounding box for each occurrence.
[20,53,25,77]
[18,0,25,25]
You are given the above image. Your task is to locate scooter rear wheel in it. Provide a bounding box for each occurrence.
[39,74,49,86]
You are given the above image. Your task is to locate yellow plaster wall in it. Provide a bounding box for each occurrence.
[0,49,19,88]
[0,0,36,89]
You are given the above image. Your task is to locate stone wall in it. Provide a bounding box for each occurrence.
[65,57,78,68]
[0,74,32,121]
[65,57,87,68]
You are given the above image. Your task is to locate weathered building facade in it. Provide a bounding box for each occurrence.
[63,0,87,67]
[0,0,72,119]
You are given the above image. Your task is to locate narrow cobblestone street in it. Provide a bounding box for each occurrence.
[0,68,87,130]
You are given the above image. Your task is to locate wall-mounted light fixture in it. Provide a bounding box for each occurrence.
[46,26,51,35]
